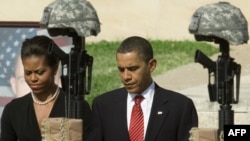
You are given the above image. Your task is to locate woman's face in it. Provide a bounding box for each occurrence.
[22,55,58,96]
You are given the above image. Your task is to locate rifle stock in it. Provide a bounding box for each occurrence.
[48,42,68,60]
[195,49,217,102]
[195,50,216,72]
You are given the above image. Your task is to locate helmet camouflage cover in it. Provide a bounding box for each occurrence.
[40,0,100,37]
[189,2,249,45]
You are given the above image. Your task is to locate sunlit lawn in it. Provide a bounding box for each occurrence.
[84,40,219,105]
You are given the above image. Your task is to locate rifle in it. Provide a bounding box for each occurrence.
[194,38,241,133]
[48,30,93,119]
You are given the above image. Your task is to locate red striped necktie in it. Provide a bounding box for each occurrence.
[129,95,144,141]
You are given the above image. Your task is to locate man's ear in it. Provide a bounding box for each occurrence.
[54,63,60,76]
[54,63,62,87]
[10,76,16,95]
[149,58,157,72]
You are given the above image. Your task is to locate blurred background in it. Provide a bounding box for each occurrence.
[1,0,250,129]
[1,0,249,42]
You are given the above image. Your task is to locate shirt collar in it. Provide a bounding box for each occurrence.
[128,81,155,102]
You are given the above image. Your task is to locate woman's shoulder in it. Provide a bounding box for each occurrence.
[5,93,31,110]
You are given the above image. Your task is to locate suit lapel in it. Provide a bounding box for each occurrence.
[145,86,169,141]
[113,88,130,140]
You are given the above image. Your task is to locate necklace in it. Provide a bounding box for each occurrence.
[31,86,60,105]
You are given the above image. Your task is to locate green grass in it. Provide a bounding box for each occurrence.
[84,40,219,105]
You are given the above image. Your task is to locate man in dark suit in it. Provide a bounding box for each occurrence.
[87,36,198,141]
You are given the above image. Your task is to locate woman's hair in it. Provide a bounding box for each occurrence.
[116,36,153,62]
[21,35,59,67]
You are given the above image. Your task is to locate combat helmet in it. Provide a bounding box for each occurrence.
[188,2,249,45]
[40,0,100,37]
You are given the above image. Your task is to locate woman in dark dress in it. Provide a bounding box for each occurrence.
[0,35,91,141]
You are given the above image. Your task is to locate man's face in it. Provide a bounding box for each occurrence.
[116,51,156,94]
[10,56,30,97]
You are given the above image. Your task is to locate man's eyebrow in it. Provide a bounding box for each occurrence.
[118,65,139,70]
